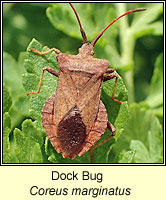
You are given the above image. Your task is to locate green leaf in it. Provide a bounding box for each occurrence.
[3,111,44,163]
[109,103,163,163]
[23,38,129,163]
[3,52,26,97]
[3,112,17,163]
[13,120,44,163]
[3,52,30,129]
[3,113,11,162]
[145,53,163,113]
[130,140,150,162]
[117,150,136,163]
[3,84,12,114]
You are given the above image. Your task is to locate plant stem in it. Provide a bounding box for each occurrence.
[116,3,136,104]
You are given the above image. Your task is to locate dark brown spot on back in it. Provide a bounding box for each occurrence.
[57,106,86,158]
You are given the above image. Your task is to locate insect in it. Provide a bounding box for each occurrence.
[27,3,146,163]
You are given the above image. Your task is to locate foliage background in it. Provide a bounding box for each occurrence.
[3,3,163,163]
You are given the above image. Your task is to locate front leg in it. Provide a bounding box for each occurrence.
[30,47,61,55]
[103,69,122,104]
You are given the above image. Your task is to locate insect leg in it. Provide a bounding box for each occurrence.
[29,47,61,55]
[27,67,59,96]
[90,121,115,163]
[103,70,122,104]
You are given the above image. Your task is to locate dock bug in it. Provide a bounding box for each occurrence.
[27,3,146,163]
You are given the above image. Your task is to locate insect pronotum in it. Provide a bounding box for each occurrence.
[27,3,146,163]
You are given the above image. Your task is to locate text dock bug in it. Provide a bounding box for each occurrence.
[27,3,146,163]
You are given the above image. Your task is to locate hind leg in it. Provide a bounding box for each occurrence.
[89,121,115,163]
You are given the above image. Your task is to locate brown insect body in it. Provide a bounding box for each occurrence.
[27,4,146,162]
[42,43,109,159]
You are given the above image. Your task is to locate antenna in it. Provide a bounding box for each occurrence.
[91,8,146,47]
[69,3,87,44]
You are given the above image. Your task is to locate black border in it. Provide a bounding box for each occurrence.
[1,0,165,166]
